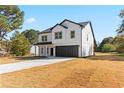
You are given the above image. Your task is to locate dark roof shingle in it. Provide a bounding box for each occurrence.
[38,19,90,34]
[34,42,52,45]
[38,27,52,34]
[78,21,90,26]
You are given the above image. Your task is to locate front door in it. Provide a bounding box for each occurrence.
[50,48,53,56]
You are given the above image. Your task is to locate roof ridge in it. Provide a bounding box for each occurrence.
[60,19,88,27]
[38,19,91,34]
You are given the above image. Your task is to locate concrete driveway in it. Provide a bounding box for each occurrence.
[0,57,74,74]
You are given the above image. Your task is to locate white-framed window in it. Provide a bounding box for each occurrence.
[71,31,75,38]
[55,32,62,39]
[41,35,47,42]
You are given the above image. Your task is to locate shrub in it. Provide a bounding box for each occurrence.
[102,44,116,52]
[116,44,124,53]
[113,35,124,53]
[10,34,30,56]
[98,37,114,51]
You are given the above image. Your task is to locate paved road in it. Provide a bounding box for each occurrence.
[0,57,74,74]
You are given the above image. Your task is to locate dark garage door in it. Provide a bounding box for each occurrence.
[56,45,78,57]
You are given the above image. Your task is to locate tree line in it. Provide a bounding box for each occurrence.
[97,9,124,53]
[97,36,124,53]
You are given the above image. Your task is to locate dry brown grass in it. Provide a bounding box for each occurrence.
[0,53,124,88]
[0,56,21,64]
[0,56,45,64]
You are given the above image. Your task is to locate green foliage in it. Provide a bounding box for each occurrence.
[0,5,24,40]
[0,40,11,52]
[21,29,39,44]
[115,9,124,53]
[102,44,116,52]
[99,35,124,53]
[116,9,124,35]
[118,53,124,57]
[98,37,114,51]
[10,30,20,40]
[113,35,124,53]
[10,31,30,56]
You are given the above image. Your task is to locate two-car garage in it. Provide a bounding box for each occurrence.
[55,45,79,57]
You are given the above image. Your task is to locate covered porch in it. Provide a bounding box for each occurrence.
[34,42,55,57]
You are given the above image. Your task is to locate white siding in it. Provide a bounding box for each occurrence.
[52,21,82,57]
[38,33,52,42]
[30,46,39,55]
[37,20,95,57]
[81,23,94,57]
[52,21,82,46]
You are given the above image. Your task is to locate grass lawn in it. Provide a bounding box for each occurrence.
[0,56,20,64]
[0,52,124,88]
[0,56,45,64]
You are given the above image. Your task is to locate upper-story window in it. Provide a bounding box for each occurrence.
[55,32,62,39]
[41,35,47,42]
[71,31,75,38]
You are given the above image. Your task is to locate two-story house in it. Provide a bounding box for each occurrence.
[34,19,96,57]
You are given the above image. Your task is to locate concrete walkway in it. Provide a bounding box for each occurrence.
[0,57,74,74]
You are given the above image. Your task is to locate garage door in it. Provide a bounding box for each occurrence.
[56,45,78,57]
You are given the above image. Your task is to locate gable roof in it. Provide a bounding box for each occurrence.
[60,19,90,28]
[78,21,90,26]
[88,22,97,47]
[61,20,96,47]
[38,27,52,34]
[37,19,96,48]
[38,23,68,34]
[38,19,90,34]
[50,24,68,30]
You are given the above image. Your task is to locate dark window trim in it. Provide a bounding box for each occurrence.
[71,31,75,39]
[41,35,47,42]
[55,32,62,39]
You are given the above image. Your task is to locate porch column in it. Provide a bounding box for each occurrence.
[38,46,40,56]
[78,46,81,57]
[45,46,47,56]
[34,46,36,56]
[49,47,50,56]
[53,47,56,56]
